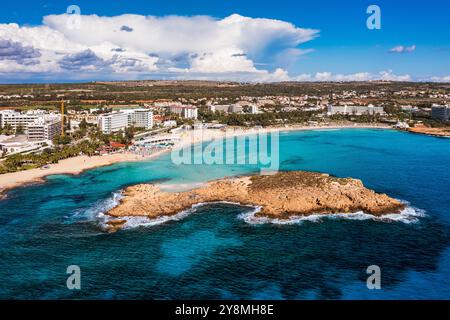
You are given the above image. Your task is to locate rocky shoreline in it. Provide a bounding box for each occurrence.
[106,171,405,232]
[408,127,450,138]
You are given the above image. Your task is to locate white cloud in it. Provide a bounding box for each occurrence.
[388,45,416,53]
[378,70,411,81]
[291,70,411,82]
[0,14,439,83]
[430,75,450,82]
[0,13,319,80]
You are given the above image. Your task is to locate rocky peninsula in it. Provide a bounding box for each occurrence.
[106,171,405,232]
[408,126,450,138]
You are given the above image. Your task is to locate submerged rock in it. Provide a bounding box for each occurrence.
[105,219,127,233]
[107,171,405,230]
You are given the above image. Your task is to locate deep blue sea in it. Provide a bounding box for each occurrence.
[0,129,449,299]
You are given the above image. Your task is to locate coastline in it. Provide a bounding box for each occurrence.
[105,171,406,232]
[407,127,450,138]
[0,123,390,198]
[0,150,169,199]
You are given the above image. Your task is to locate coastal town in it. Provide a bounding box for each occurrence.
[0,81,449,194]
[2,0,450,304]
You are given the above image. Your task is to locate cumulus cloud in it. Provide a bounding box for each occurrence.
[0,39,41,65]
[168,69,413,83]
[292,70,411,82]
[378,70,411,81]
[389,45,416,53]
[0,13,318,80]
[59,49,108,71]
[430,75,450,82]
[0,13,432,83]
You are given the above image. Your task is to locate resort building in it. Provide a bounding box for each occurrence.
[0,110,42,130]
[98,112,129,134]
[431,105,450,122]
[327,104,385,116]
[169,105,198,119]
[229,105,244,113]
[0,110,62,140]
[0,135,47,156]
[27,118,62,142]
[122,109,154,129]
[249,105,259,114]
[208,105,232,113]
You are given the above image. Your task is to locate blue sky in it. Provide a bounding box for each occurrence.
[0,0,449,82]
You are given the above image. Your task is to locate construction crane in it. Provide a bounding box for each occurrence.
[61,99,65,136]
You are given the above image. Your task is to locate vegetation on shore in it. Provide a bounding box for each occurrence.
[0,124,137,174]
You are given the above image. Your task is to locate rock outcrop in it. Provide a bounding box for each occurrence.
[106,171,405,231]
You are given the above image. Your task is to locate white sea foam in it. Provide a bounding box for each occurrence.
[118,203,204,229]
[96,195,425,230]
[237,201,426,225]
[100,200,251,230]
[68,191,124,227]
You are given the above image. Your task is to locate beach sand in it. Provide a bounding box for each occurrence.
[0,123,390,198]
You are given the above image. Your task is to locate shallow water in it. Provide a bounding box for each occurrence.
[0,129,449,299]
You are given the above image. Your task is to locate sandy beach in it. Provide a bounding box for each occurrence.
[0,150,168,198]
[0,123,391,198]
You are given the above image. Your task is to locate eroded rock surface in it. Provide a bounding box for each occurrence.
[107,171,405,229]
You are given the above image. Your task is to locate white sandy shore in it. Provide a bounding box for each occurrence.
[0,150,168,197]
[0,123,391,197]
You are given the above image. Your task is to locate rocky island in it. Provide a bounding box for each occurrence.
[106,171,405,232]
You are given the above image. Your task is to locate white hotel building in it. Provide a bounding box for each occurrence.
[99,109,154,134]
[168,105,198,119]
[0,110,46,130]
[0,110,62,142]
[431,104,450,122]
[98,112,128,134]
[27,117,62,142]
[327,104,385,116]
[122,109,154,129]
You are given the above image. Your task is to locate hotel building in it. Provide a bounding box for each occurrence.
[122,109,154,129]
[431,105,450,122]
[169,105,198,119]
[98,112,129,134]
[0,110,44,130]
[327,104,385,116]
[99,109,154,134]
[0,110,62,141]
[27,118,62,142]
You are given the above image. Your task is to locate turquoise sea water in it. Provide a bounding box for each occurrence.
[0,129,449,299]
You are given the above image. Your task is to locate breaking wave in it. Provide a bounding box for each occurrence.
[238,201,426,225]
[93,193,425,230]
[113,203,206,230]
[68,191,124,225]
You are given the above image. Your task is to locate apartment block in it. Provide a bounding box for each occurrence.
[99,112,129,134]
[431,105,450,122]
